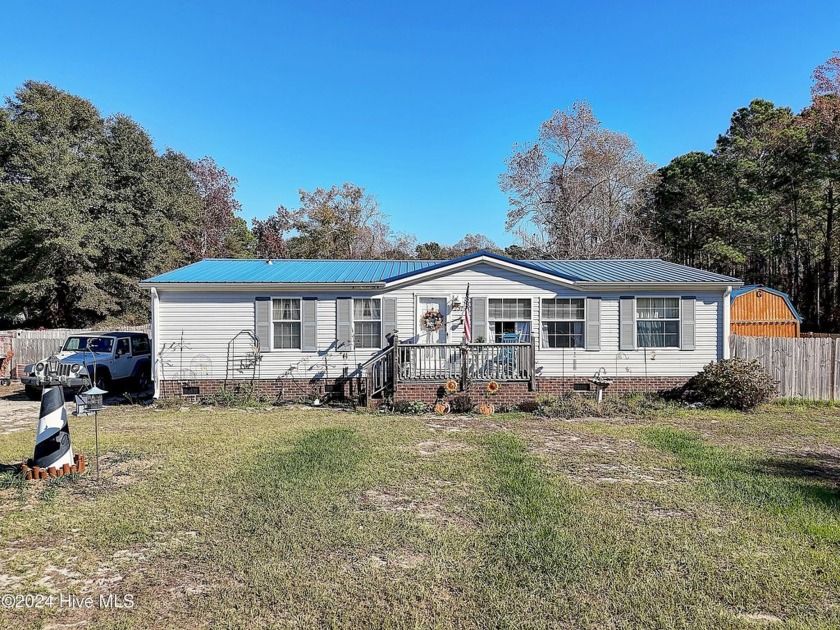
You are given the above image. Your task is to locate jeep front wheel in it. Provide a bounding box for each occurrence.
[88,370,111,393]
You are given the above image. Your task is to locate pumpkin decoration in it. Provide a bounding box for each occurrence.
[478,380,499,415]
[434,400,451,415]
[420,309,445,332]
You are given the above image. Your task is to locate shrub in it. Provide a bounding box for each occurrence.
[393,400,428,414]
[534,392,672,419]
[679,359,775,411]
[518,400,540,413]
[203,387,270,408]
[449,394,473,413]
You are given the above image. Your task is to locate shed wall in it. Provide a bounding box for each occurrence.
[731,291,799,338]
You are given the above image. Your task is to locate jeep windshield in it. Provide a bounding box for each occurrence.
[62,336,114,353]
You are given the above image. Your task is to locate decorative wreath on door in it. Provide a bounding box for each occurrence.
[420,309,445,331]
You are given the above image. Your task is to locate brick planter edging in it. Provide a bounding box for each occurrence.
[393,377,689,405]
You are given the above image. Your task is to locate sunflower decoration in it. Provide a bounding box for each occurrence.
[445,379,459,394]
[486,380,500,395]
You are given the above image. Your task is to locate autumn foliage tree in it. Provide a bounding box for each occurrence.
[500,101,659,258]
[253,183,415,259]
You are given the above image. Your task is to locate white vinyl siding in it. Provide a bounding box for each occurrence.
[542,298,585,348]
[636,297,680,348]
[353,298,382,349]
[273,298,301,349]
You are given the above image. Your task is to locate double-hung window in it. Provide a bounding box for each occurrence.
[354,298,381,349]
[541,298,585,348]
[488,298,531,342]
[636,297,680,348]
[273,298,301,349]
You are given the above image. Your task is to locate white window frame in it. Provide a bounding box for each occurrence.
[271,297,302,351]
[636,296,681,349]
[541,298,585,349]
[488,298,532,342]
[353,297,382,349]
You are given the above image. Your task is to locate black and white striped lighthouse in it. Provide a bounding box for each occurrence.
[33,372,74,470]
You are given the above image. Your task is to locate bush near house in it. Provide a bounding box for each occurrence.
[678,358,776,411]
[534,392,672,419]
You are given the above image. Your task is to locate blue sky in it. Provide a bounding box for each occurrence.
[3,1,838,246]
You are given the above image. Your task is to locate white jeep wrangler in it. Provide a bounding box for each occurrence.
[21,332,152,401]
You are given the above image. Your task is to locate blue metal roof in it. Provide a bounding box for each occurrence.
[143,259,440,284]
[142,251,741,285]
[731,284,802,322]
[530,258,739,283]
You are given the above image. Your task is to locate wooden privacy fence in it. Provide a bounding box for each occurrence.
[4,326,151,371]
[730,334,840,400]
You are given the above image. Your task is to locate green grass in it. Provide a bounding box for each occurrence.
[643,426,840,543]
[2,401,840,628]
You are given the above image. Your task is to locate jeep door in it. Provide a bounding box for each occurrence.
[113,338,133,379]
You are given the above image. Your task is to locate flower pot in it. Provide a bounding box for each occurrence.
[478,402,494,415]
[434,401,450,415]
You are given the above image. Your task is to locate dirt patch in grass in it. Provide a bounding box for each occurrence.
[358,487,472,530]
[414,439,472,456]
[568,462,677,485]
[530,430,638,456]
[624,499,696,521]
[734,611,784,623]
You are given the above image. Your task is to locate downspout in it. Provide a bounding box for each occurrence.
[722,286,732,360]
[151,287,161,398]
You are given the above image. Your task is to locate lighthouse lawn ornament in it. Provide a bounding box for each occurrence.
[33,356,74,470]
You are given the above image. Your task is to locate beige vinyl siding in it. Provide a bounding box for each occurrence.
[154,261,725,381]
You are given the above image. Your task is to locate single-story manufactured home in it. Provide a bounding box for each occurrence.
[139,251,742,404]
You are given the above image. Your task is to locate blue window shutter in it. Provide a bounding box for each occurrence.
[255,297,271,352]
[619,296,635,351]
[681,296,696,351]
[301,298,318,352]
[585,297,601,351]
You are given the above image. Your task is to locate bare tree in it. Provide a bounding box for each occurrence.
[500,101,659,258]
[181,157,243,260]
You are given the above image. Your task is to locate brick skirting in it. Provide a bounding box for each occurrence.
[393,376,689,404]
[159,377,365,402]
[158,375,689,404]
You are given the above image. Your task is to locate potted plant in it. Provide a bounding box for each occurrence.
[478,380,499,415]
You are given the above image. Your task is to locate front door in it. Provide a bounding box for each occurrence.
[416,297,450,380]
[418,297,447,343]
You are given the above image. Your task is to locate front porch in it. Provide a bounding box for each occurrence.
[363,339,537,399]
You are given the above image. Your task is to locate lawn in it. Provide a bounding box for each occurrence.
[2,399,840,628]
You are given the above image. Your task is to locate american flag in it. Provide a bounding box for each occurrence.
[463,283,471,343]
